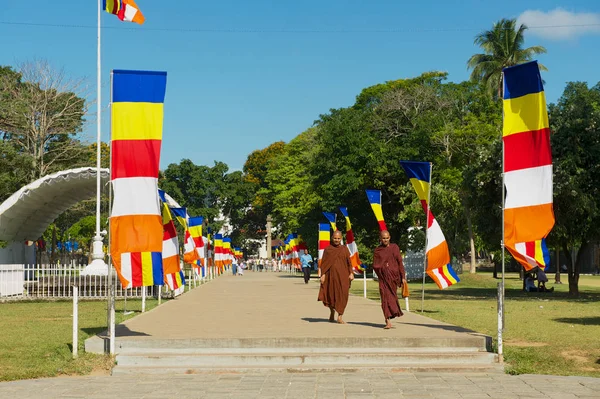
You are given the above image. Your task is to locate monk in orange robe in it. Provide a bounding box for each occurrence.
[372,230,406,329]
[318,230,354,324]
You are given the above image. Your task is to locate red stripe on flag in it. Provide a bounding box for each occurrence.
[163,221,177,240]
[112,140,161,178]
[503,128,552,172]
[377,220,387,231]
[438,268,452,286]
[131,252,143,286]
[525,241,535,258]
[346,229,355,243]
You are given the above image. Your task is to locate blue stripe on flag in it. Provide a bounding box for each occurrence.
[400,161,431,183]
[113,70,167,103]
[503,61,543,100]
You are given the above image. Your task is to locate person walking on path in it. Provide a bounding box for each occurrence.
[318,230,354,324]
[300,249,313,284]
[372,230,406,329]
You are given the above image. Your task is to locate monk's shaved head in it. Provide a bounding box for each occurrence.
[333,230,343,238]
[379,230,390,239]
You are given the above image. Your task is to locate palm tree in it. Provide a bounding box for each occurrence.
[468,18,547,99]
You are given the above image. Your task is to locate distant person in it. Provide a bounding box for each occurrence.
[300,249,313,284]
[525,273,538,292]
[536,268,554,292]
[372,230,406,329]
[318,230,354,324]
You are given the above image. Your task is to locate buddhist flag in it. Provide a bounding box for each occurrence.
[110,70,166,288]
[318,223,330,267]
[503,61,554,271]
[400,160,459,289]
[170,207,188,228]
[322,212,337,231]
[365,190,387,231]
[103,0,145,24]
[188,216,205,267]
[165,270,185,297]
[214,234,223,269]
[161,202,180,275]
[339,206,362,272]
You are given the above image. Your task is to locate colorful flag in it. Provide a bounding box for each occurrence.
[322,212,337,231]
[110,70,166,288]
[165,270,185,297]
[503,61,554,271]
[161,202,180,275]
[339,206,363,272]
[365,190,387,231]
[400,160,459,289]
[214,234,223,269]
[103,0,145,24]
[318,223,331,267]
[188,216,205,267]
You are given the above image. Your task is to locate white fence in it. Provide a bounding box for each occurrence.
[0,264,200,299]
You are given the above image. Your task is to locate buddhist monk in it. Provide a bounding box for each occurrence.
[318,230,354,324]
[372,230,406,329]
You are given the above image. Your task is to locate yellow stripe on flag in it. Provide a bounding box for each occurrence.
[408,178,430,202]
[141,251,154,285]
[112,102,164,141]
[503,91,549,137]
[370,204,384,222]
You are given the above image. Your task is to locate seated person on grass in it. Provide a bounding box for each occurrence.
[536,267,554,292]
[525,273,538,292]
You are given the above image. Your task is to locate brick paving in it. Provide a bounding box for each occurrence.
[1,371,599,398]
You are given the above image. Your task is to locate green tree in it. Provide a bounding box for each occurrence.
[467,18,547,99]
[0,140,33,203]
[549,81,600,296]
[0,61,89,180]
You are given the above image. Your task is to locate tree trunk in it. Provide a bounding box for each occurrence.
[563,241,587,297]
[554,248,561,284]
[466,208,476,273]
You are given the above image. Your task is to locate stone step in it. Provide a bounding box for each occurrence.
[115,351,498,368]
[117,346,484,355]
[112,363,504,376]
[115,336,489,350]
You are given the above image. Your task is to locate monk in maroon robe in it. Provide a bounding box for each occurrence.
[372,230,406,329]
[318,230,354,324]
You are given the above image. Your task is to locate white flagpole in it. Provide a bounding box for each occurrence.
[421,163,432,313]
[499,72,506,363]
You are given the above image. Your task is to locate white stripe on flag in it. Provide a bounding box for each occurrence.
[163,237,178,258]
[514,242,540,268]
[123,5,139,22]
[111,177,160,217]
[426,219,446,252]
[504,165,553,209]
[347,241,358,256]
[431,268,449,289]
[120,252,133,288]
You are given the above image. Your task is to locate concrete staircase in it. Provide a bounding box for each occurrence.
[91,336,502,375]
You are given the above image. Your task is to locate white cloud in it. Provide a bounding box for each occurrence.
[517,8,600,40]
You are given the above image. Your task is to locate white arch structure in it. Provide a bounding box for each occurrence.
[0,166,110,244]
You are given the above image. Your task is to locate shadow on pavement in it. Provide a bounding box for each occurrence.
[399,322,478,334]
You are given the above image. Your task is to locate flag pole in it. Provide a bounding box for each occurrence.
[421,162,432,313]
[499,72,506,363]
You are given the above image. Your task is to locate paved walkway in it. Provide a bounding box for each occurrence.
[3,271,600,398]
[109,271,487,343]
[1,371,599,398]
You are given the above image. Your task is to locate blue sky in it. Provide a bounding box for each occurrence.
[1,1,598,171]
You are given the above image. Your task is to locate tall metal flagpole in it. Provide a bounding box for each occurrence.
[82,0,108,278]
[499,149,505,362]
[421,162,432,313]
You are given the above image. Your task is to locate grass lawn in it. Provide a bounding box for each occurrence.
[351,272,600,377]
[0,298,161,382]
